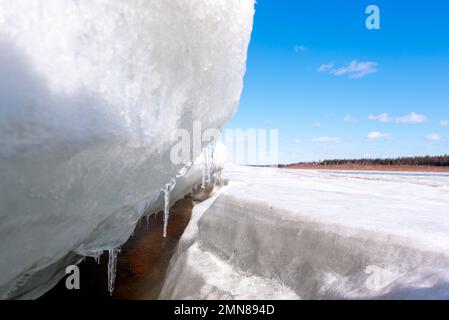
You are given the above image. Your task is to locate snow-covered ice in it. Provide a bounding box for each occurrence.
[159,183,299,300]
[160,165,449,300]
[0,1,255,299]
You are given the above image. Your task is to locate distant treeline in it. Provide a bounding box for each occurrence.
[283,155,449,167]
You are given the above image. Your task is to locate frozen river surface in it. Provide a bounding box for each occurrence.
[160,165,449,300]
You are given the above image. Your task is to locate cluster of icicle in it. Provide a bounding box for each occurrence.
[104,143,216,295]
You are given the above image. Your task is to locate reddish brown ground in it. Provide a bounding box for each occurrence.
[283,164,449,173]
[41,196,193,300]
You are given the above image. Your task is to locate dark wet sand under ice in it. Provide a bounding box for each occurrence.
[41,196,193,300]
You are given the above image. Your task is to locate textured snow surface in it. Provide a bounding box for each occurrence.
[0,1,254,299]
[161,165,449,299]
[159,184,299,300]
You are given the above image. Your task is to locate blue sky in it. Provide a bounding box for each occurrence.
[226,0,449,163]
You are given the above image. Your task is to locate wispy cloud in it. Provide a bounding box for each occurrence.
[369,112,427,124]
[396,112,427,124]
[264,119,273,124]
[331,61,378,78]
[426,133,444,142]
[344,114,358,123]
[294,45,309,53]
[366,131,392,141]
[312,136,341,143]
[319,60,378,79]
[317,63,334,73]
[440,120,449,126]
[369,113,393,123]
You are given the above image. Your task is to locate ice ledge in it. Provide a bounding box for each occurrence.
[159,182,299,300]
[161,165,449,299]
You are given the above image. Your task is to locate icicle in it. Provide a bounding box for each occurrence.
[161,179,176,238]
[159,162,193,238]
[162,184,170,238]
[146,215,150,230]
[201,143,215,188]
[207,142,215,183]
[107,248,120,295]
[94,252,102,265]
[202,147,208,188]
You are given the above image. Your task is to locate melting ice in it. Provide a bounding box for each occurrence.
[0,0,255,299]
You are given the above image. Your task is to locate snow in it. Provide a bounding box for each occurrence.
[0,1,255,299]
[159,182,299,300]
[161,165,449,299]
[160,242,299,300]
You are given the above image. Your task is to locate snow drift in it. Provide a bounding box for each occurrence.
[0,0,255,299]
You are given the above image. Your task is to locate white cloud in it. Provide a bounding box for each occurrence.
[313,122,321,127]
[366,131,392,141]
[322,60,378,79]
[396,112,427,124]
[344,114,358,123]
[440,120,449,126]
[369,113,393,123]
[294,45,309,53]
[312,136,341,143]
[369,112,427,124]
[317,63,334,73]
[426,133,443,141]
[264,119,272,124]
